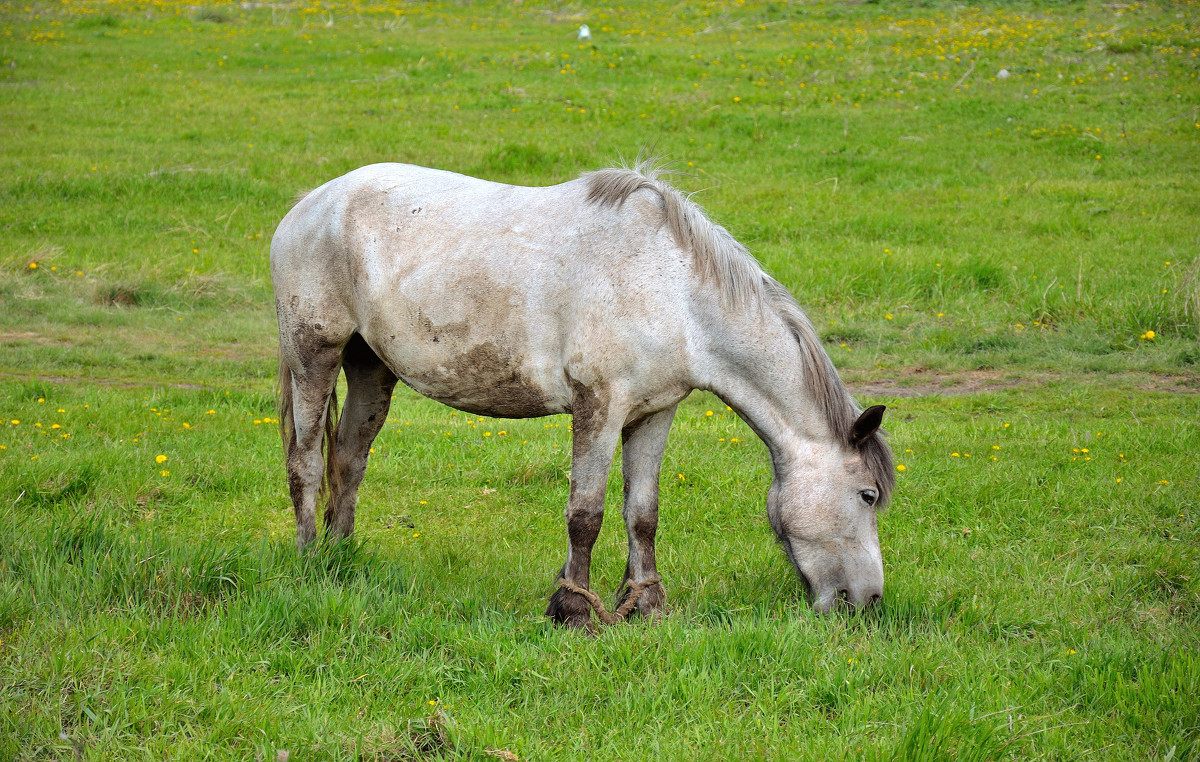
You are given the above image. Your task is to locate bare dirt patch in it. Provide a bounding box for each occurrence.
[844,368,1200,398]
[844,368,1026,398]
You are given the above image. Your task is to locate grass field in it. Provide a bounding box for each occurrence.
[2,0,1199,758]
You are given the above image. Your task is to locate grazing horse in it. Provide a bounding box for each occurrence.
[271,161,894,626]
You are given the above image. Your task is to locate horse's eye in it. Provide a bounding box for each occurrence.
[860,489,878,507]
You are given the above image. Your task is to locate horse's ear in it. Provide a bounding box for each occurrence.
[850,405,886,445]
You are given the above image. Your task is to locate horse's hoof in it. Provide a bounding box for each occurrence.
[545,586,594,632]
[617,580,666,620]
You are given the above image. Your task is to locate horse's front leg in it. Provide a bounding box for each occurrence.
[615,405,675,618]
[545,385,625,630]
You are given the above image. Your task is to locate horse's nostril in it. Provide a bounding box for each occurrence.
[867,591,882,607]
[835,588,850,604]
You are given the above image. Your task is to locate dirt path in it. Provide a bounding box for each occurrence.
[842,368,1200,397]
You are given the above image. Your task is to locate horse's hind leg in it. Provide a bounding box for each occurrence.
[283,341,343,549]
[616,405,675,618]
[326,334,398,540]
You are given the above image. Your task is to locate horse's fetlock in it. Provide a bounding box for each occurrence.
[618,579,666,618]
[545,586,594,631]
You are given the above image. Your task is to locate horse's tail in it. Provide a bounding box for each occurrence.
[321,382,341,522]
[278,351,342,520]
[278,352,296,460]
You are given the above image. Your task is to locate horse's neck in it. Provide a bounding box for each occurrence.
[701,306,833,474]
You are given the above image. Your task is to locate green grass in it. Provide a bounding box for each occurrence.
[1,0,1198,758]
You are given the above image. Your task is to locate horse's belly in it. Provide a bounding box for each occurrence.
[371,330,569,419]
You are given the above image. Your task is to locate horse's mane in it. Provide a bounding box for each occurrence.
[583,160,895,506]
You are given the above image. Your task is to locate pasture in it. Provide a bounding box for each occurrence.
[1,0,1198,758]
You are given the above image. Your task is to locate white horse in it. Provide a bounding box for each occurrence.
[271,160,894,627]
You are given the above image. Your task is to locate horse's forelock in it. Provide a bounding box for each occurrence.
[858,430,896,508]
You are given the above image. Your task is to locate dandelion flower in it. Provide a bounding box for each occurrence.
[155,454,167,464]
[896,464,907,472]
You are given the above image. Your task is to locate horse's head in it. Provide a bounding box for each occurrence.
[767,405,894,613]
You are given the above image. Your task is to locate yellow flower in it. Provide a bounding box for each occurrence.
[896,464,907,472]
[160,470,170,477]
[155,454,167,463]
[705,410,713,417]
[28,262,37,269]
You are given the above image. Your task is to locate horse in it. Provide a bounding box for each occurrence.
[271,160,894,627]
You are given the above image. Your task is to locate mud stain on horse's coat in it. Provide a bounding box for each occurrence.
[404,341,552,418]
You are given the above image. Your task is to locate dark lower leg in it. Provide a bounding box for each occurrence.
[546,386,622,629]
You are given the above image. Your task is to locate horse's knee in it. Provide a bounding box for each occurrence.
[566,504,603,548]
